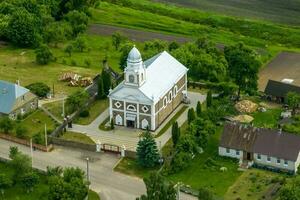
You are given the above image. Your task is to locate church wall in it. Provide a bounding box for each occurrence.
[112,100,124,110]
[112,110,125,125]
[139,104,151,115]
[139,115,152,129]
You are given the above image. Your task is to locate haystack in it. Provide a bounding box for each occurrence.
[233,114,254,123]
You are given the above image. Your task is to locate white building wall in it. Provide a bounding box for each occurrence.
[294,152,300,173]
[253,153,295,172]
[218,147,243,159]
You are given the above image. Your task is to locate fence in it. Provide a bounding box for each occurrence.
[49,136,96,152]
[0,133,53,152]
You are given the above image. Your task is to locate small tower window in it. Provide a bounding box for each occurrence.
[129,75,134,83]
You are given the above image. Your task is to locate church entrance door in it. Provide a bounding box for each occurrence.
[127,120,135,128]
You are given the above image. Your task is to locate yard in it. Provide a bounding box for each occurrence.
[17,109,58,138]
[60,132,96,145]
[251,108,282,129]
[166,126,242,197]
[74,99,109,125]
[43,100,64,121]
[0,162,100,200]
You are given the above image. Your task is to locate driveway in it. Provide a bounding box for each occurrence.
[69,92,206,151]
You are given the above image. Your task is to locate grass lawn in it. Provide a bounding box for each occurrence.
[224,169,283,200]
[74,99,109,125]
[155,105,188,138]
[251,108,282,129]
[114,157,159,178]
[60,132,95,145]
[88,190,101,200]
[166,126,242,197]
[99,117,111,131]
[43,101,64,121]
[17,109,58,137]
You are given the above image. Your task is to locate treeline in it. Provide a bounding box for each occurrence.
[0,0,97,47]
[103,0,300,48]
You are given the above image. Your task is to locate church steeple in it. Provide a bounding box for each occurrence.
[124,46,146,87]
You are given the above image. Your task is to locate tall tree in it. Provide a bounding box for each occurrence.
[0,174,12,195]
[119,42,133,70]
[206,90,212,108]
[66,90,89,113]
[102,69,112,95]
[97,76,105,99]
[35,44,54,65]
[224,43,261,98]
[136,131,160,168]
[0,117,14,134]
[196,101,202,116]
[287,92,300,115]
[137,172,176,200]
[187,108,196,124]
[112,31,125,50]
[21,172,39,193]
[171,121,180,147]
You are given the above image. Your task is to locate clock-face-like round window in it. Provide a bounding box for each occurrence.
[129,75,134,83]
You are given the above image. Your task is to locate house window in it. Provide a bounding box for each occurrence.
[284,160,288,166]
[174,85,178,96]
[267,156,271,162]
[30,102,35,109]
[163,97,167,107]
[127,105,136,111]
[129,75,134,83]
[226,148,230,154]
[277,158,281,164]
[257,154,261,160]
[168,91,172,102]
[141,105,149,113]
[114,101,122,109]
[236,150,240,156]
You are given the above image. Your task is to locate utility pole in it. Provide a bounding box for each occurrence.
[30,139,33,167]
[44,124,48,151]
[62,97,65,117]
[86,157,90,199]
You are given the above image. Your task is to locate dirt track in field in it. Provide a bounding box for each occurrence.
[258,52,300,91]
[88,24,192,43]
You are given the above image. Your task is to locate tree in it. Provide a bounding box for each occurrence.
[64,43,73,56]
[0,174,12,196]
[21,172,39,193]
[198,187,213,200]
[110,118,115,130]
[136,131,160,168]
[73,35,87,52]
[206,90,212,108]
[64,10,88,36]
[224,43,261,98]
[66,90,89,113]
[170,151,192,173]
[6,9,39,47]
[171,121,180,147]
[9,146,19,159]
[9,151,31,183]
[35,44,54,65]
[190,118,216,149]
[168,41,180,52]
[196,101,202,116]
[279,176,300,200]
[137,172,176,200]
[97,76,105,99]
[44,22,71,46]
[112,31,125,50]
[26,82,50,98]
[287,92,300,115]
[119,42,133,70]
[46,166,63,177]
[15,125,28,139]
[187,108,196,124]
[0,117,13,134]
[102,69,112,95]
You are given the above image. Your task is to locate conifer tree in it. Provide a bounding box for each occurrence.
[171,121,180,147]
[187,108,196,124]
[102,69,111,95]
[136,131,160,168]
[97,76,105,99]
[206,90,212,108]
[196,101,202,116]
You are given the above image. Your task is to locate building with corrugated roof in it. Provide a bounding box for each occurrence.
[108,46,188,131]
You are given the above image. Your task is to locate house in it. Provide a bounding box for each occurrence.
[0,80,38,119]
[264,79,300,103]
[219,122,300,174]
[108,46,188,131]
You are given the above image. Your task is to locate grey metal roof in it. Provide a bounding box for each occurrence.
[264,79,300,98]
[0,80,29,114]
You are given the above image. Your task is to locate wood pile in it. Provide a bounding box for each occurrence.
[59,72,92,87]
[235,100,258,113]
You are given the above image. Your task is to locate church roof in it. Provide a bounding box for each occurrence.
[109,51,188,103]
[127,46,142,63]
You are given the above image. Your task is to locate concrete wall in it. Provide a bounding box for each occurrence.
[253,153,295,172]
[219,147,243,159]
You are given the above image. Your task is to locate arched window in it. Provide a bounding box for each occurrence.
[127,105,136,111]
[129,75,134,83]
[174,85,178,96]
[168,91,172,102]
[163,97,167,107]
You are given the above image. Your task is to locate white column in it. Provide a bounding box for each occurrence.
[137,103,140,129]
[109,98,113,121]
[124,100,126,127]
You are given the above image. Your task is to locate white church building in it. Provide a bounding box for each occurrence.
[108,46,188,131]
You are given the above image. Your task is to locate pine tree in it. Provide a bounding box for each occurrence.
[102,69,111,95]
[97,76,105,99]
[196,101,202,116]
[171,121,180,147]
[136,131,160,168]
[187,108,196,124]
[206,90,212,108]
[110,118,114,130]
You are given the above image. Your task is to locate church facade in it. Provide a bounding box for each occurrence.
[108,46,188,131]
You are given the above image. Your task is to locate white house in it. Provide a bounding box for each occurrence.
[108,46,188,131]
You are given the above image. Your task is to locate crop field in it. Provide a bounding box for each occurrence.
[153,0,300,25]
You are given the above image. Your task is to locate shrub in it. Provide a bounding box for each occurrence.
[35,44,54,65]
[26,82,50,98]
[79,110,89,118]
[15,125,28,139]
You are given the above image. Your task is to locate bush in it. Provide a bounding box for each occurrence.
[35,44,54,65]
[26,82,50,98]
[170,151,192,173]
[79,110,90,118]
[32,133,44,145]
[15,125,28,139]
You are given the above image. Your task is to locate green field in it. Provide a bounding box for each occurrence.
[154,0,300,25]
[251,108,282,129]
